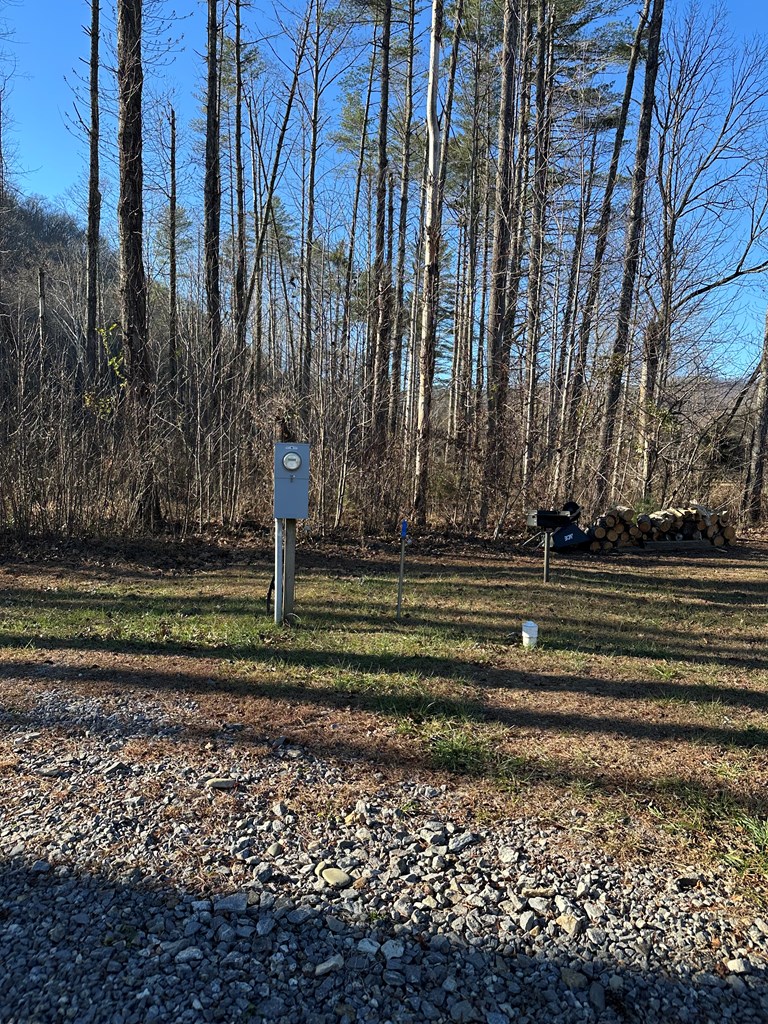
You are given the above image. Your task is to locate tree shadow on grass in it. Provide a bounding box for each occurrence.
[2,553,767,665]
[2,656,768,821]
[1,627,768,716]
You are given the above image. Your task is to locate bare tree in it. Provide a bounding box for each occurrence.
[746,311,768,521]
[117,0,150,395]
[481,0,520,524]
[85,0,101,380]
[204,0,222,396]
[413,0,463,524]
[638,2,768,501]
[117,0,157,528]
[370,0,393,451]
[387,0,415,438]
[412,0,444,525]
[521,0,554,497]
[595,0,664,509]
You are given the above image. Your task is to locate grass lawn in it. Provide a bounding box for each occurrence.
[1,536,767,901]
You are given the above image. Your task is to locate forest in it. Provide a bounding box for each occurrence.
[0,0,767,538]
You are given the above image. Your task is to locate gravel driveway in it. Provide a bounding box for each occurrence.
[1,688,766,1024]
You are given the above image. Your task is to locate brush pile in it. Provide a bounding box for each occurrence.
[587,505,735,553]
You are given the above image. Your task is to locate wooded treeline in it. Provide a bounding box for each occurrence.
[1,0,767,538]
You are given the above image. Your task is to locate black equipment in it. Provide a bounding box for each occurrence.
[551,524,590,550]
[526,501,585,581]
[526,509,577,531]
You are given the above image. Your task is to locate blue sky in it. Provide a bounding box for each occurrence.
[3,0,768,368]
[4,1,206,202]
[4,1,766,205]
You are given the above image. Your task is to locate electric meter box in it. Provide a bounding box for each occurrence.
[274,443,310,519]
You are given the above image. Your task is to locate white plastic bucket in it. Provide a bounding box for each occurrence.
[522,621,539,648]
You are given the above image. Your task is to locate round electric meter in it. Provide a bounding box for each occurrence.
[282,451,302,472]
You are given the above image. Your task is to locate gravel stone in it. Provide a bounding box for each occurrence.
[448,833,477,854]
[450,999,478,1022]
[528,897,552,915]
[174,947,204,964]
[213,892,248,914]
[589,981,606,1011]
[560,968,588,991]
[204,777,237,790]
[519,911,537,933]
[315,954,344,976]
[320,867,353,888]
[727,958,749,974]
[381,939,405,960]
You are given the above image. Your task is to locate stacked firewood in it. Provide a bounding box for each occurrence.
[588,506,642,553]
[587,505,735,553]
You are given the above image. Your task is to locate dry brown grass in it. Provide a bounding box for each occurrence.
[1,537,767,894]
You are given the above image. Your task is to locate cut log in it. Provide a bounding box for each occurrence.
[615,505,636,523]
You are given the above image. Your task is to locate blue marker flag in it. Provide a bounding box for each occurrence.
[401,519,408,538]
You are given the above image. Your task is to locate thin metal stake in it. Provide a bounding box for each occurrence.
[543,530,551,583]
[396,519,407,619]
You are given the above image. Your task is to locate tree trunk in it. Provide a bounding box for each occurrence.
[86,0,101,381]
[117,0,150,397]
[387,0,415,439]
[117,0,155,529]
[521,0,554,497]
[341,41,376,381]
[204,0,222,403]
[168,104,178,396]
[481,0,519,524]
[637,316,660,501]
[412,0,445,526]
[746,310,768,522]
[37,266,46,367]
[563,0,651,496]
[370,0,393,451]
[300,0,321,429]
[595,0,664,509]
[233,0,247,367]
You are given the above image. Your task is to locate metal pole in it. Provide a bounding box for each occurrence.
[396,519,407,619]
[284,519,296,615]
[543,530,551,583]
[274,518,284,624]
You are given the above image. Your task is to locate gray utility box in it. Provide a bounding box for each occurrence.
[274,443,310,519]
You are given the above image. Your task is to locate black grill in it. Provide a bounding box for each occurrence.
[526,509,578,531]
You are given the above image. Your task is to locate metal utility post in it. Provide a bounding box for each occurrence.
[284,519,297,614]
[396,519,407,620]
[543,530,552,584]
[274,518,284,625]
[273,443,310,625]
